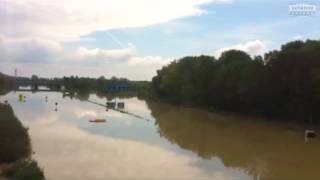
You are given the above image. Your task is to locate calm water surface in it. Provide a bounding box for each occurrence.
[1,91,320,180]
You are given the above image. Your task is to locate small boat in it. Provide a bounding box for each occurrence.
[89,119,106,123]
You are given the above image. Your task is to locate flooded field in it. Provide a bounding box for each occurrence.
[1,91,320,180]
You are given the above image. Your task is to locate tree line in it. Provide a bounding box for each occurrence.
[62,76,148,92]
[151,40,320,122]
[0,72,14,88]
[0,73,148,93]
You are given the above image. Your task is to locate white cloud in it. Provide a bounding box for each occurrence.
[0,36,63,63]
[72,43,136,63]
[0,42,172,80]
[128,56,172,66]
[293,35,303,40]
[0,0,232,79]
[0,0,230,42]
[64,46,172,80]
[63,45,172,79]
[214,40,267,58]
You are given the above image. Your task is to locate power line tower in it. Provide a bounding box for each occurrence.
[14,68,18,77]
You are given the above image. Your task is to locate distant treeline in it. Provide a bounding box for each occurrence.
[151,40,320,121]
[0,73,149,93]
[62,76,149,92]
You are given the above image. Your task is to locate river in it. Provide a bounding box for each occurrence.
[0,91,320,180]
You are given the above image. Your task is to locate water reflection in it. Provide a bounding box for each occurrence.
[30,120,245,180]
[2,91,250,180]
[3,91,320,180]
[147,101,320,180]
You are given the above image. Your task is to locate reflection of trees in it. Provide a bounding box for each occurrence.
[95,91,107,99]
[75,91,90,101]
[109,92,137,99]
[95,91,138,101]
[147,100,320,180]
[62,91,90,101]
[61,90,138,102]
[62,91,75,99]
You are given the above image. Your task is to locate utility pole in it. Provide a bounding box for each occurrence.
[14,68,18,77]
[14,68,18,90]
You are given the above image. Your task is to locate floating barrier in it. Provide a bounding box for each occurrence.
[86,100,150,121]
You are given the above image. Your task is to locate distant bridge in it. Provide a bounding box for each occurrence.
[14,78,63,91]
[14,89,57,92]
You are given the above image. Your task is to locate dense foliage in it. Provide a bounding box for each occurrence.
[12,160,45,180]
[0,103,31,163]
[152,40,320,121]
[0,103,45,180]
[0,73,14,90]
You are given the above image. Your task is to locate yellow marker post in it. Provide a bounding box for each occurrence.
[19,94,24,102]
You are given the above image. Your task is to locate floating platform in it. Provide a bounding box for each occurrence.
[89,119,106,123]
[117,102,125,109]
[305,129,316,138]
[106,102,116,108]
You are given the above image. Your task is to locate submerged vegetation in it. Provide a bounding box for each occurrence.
[0,103,44,180]
[151,40,320,122]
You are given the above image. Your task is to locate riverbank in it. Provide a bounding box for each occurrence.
[142,89,318,129]
[0,103,45,180]
[150,40,320,123]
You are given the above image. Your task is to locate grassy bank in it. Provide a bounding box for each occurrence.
[0,103,45,180]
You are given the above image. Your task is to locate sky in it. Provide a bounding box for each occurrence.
[0,0,319,80]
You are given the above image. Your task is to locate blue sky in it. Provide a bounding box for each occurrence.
[0,0,319,80]
[68,0,319,57]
